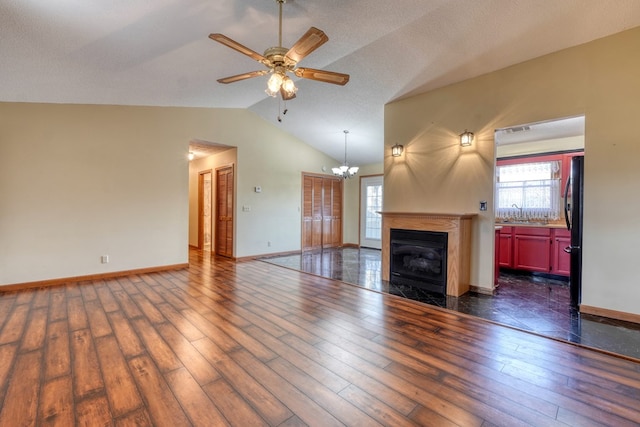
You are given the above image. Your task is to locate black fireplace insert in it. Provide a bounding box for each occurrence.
[390,228,448,295]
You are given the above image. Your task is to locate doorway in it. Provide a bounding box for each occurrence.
[494,115,584,306]
[360,175,383,249]
[198,171,213,251]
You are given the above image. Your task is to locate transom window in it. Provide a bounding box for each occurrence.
[495,160,561,221]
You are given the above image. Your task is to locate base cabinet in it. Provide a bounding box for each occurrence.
[498,227,513,268]
[513,228,551,272]
[498,226,570,277]
[552,229,571,275]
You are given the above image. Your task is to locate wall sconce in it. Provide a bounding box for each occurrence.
[391,144,404,157]
[188,151,195,161]
[459,130,474,147]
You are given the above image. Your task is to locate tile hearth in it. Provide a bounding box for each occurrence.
[261,247,640,361]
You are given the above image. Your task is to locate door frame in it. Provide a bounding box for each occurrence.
[359,174,383,249]
[197,169,213,250]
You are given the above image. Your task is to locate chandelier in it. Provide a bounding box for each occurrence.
[332,130,359,179]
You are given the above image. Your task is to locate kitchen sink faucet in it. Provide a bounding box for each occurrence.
[512,203,523,219]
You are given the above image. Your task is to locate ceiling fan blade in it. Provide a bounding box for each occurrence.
[294,68,350,85]
[285,27,328,64]
[209,33,268,64]
[217,70,269,84]
[280,87,297,101]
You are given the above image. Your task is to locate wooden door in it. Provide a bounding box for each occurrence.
[302,175,323,250]
[302,174,342,251]
[198,171,213,251]
[215,165,234,258]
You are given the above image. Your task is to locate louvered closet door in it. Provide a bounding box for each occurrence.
[215,165,234,258]
[302,174,342,251]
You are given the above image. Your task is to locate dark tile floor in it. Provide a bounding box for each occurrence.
[261,247,640,361]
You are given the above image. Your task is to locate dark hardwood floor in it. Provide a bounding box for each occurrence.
[1,248,640,426]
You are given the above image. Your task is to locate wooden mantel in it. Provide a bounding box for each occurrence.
[381,212,476,297]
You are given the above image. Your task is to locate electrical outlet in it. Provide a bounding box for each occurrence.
[101,255,109,264]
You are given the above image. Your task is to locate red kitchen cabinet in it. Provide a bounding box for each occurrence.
[552,228,571,275]
[498,226,513,268]
[497,225,570,277]
[513,227,551,273]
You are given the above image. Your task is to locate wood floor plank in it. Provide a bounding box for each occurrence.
[44,320,71,380]
[131,293,165,324]
[156,322,220,385]
[0,249,639,426]
[165,367,229,426]
[131,317,182,373]
[107,311,145,358]
[0,343,18,404]
[0,350,42,426]
[96,283,121,313]
[85,299,113,338]
[155,302,204,342]
[48,290,67,322]
[67,296,89,331]
[203,378,269,427]
[20,307,48,352]
[95,336,143,417]
[128,355,191,426]
[71,328,103,398]
[75,395,112,427]
[39,376,74,426]
[114,408,153,427]
[0,304,29,345]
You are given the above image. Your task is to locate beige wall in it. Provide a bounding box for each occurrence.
[0,103,338,285]
[496,135,584,158]
[384,26,640,315]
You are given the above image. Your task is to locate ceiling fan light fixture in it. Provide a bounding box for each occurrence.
[266,72,284,97]
[281,76,297,96]
[209,0,349,101]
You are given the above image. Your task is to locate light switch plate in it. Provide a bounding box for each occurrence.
[480,201,487,211]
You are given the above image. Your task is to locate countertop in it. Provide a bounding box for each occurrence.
[495,222,567,229]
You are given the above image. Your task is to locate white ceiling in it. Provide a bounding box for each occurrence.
[3,0,640,165]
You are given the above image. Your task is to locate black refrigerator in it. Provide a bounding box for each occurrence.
[564,155,584,309]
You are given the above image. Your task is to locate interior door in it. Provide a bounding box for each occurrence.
[198,171,213,251]
[302,174,342,251]
[215,165,234,257]
[360,175,383,249]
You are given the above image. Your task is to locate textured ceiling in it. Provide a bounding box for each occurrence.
[2,0,640,165]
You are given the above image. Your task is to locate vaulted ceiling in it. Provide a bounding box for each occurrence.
[3,0,640,165]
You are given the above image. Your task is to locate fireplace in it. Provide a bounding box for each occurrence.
[390,228,448,295]
[380,212,475,296]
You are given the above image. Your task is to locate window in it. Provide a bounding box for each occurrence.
[364,184,382,240]
[496,160,561,221]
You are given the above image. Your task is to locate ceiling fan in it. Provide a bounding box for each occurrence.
[209,0,350,101]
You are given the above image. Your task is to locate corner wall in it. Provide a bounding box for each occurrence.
[384,26,640,316]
